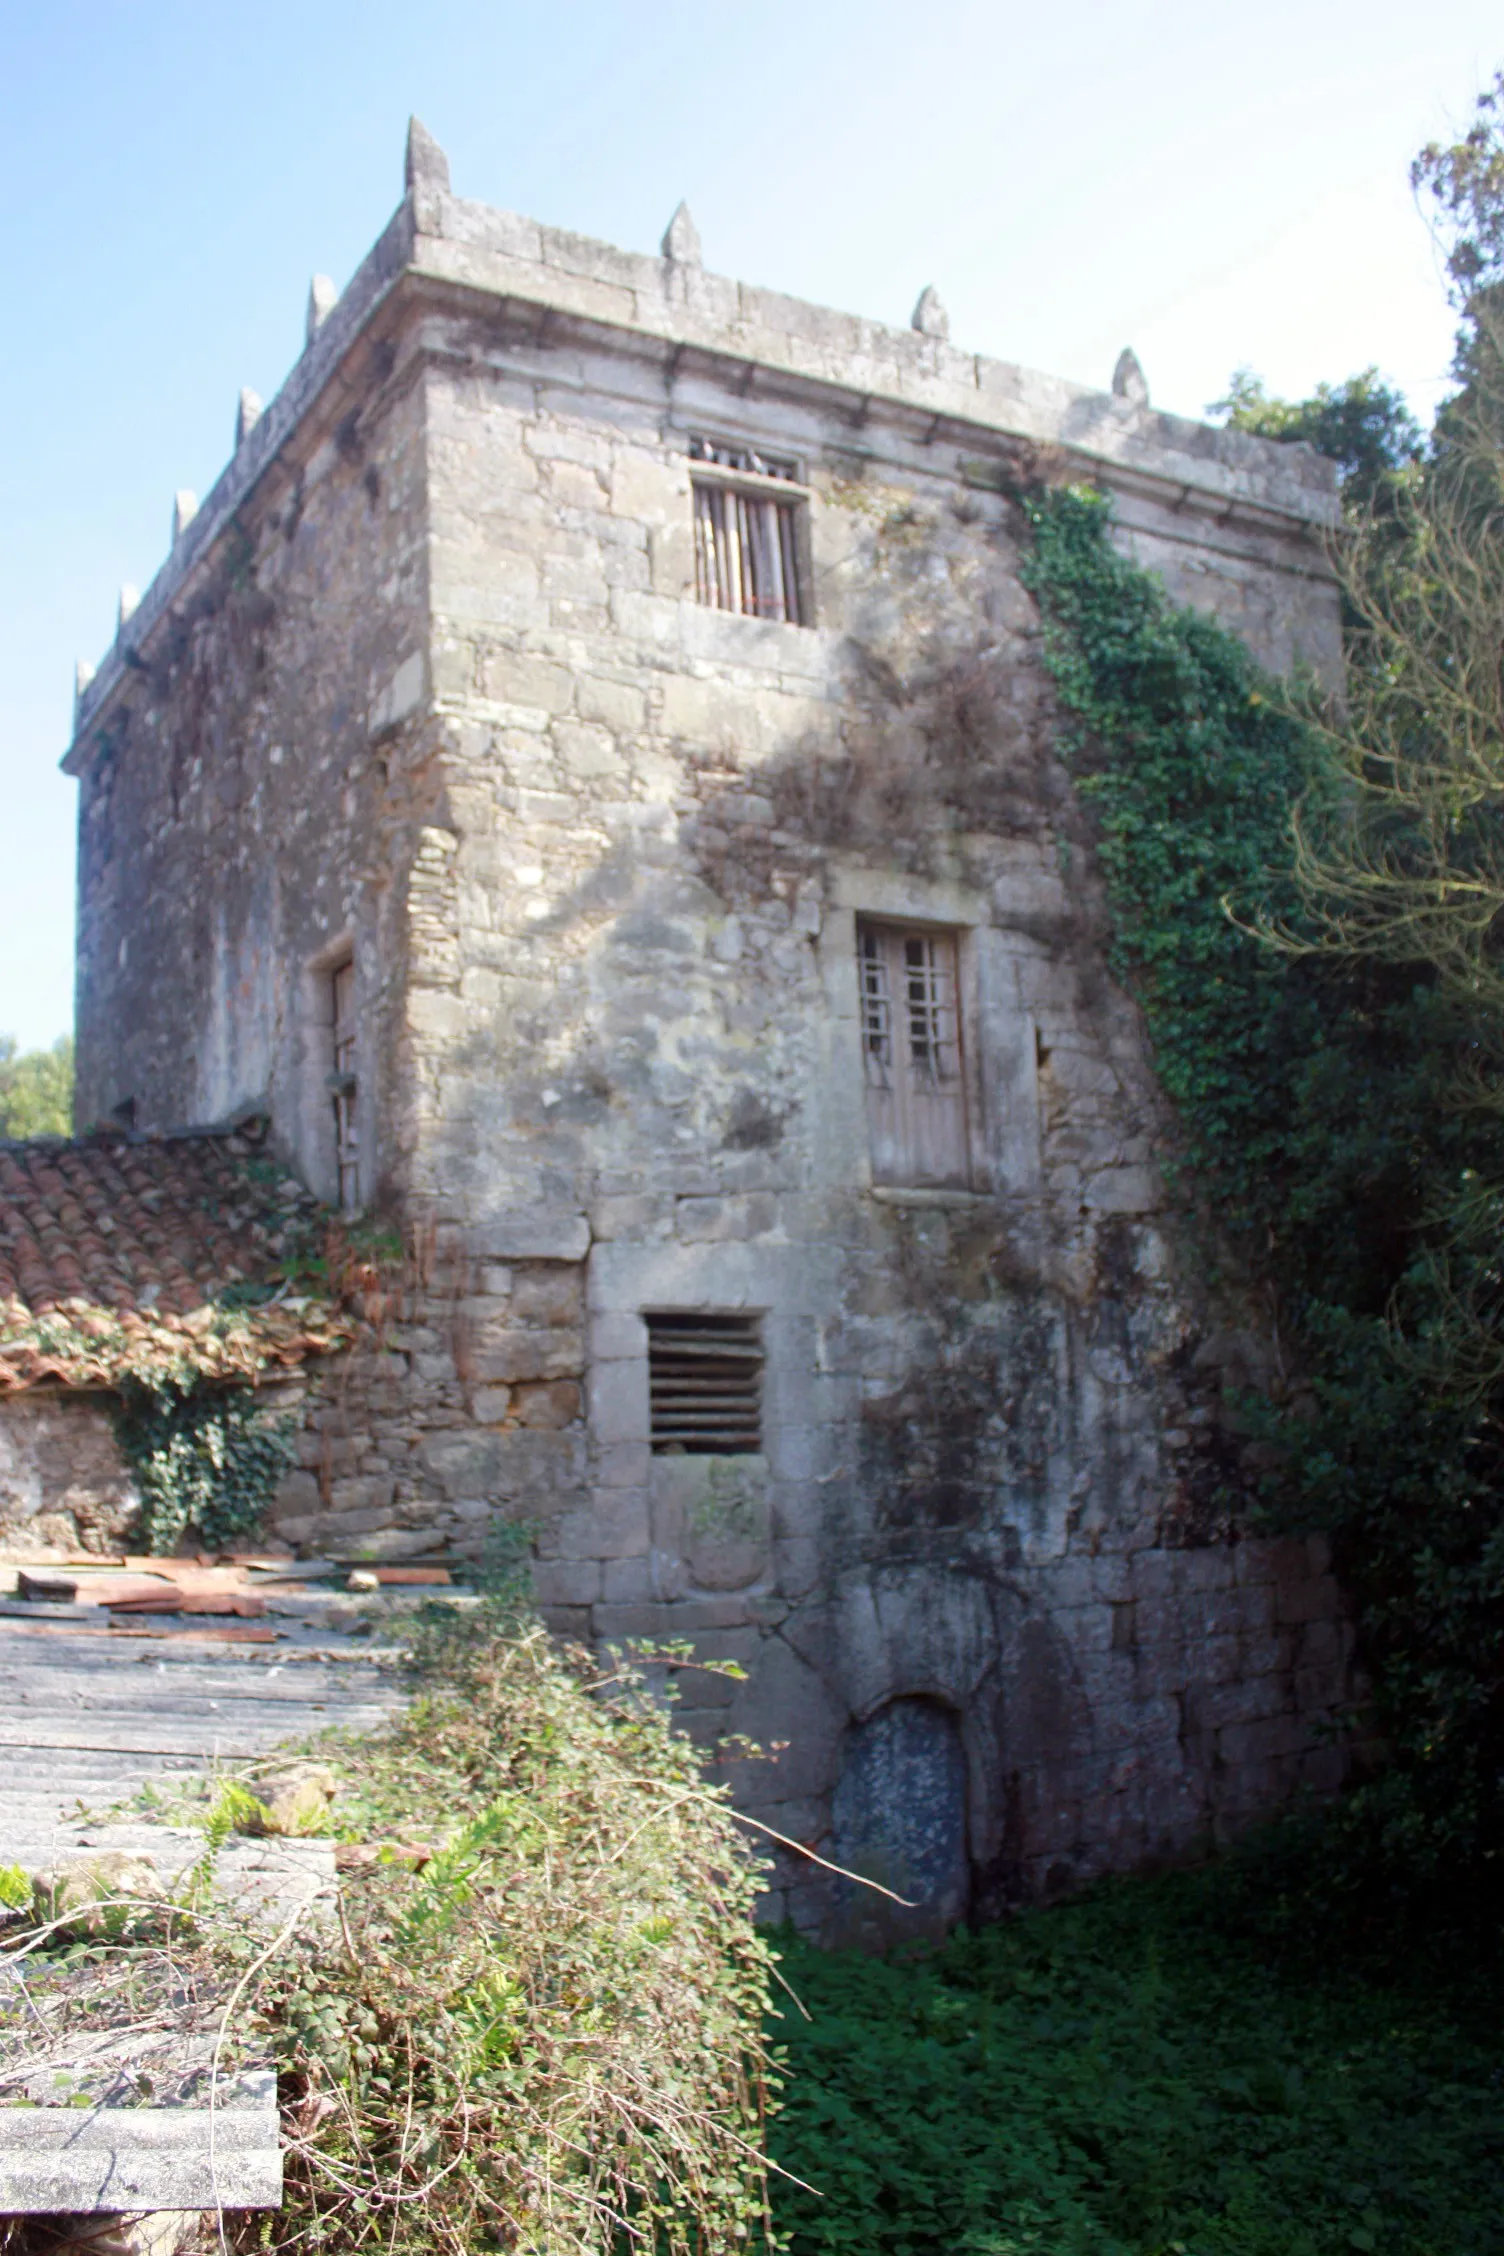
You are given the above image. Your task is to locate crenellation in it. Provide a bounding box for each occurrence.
[305,273,339,341]
[236,387,263,448]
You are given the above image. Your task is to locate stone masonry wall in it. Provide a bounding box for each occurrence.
[71,337,439,1214]
[265,1252,586,1564]
[393,320,1354,1927]
[0,1394,138,1556]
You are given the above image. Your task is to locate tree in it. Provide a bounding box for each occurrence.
[1237,75,1504,1900]
[1156,79,1504,1905]
[1211,367,1422,513]
[1413,68,1504,325]
[1284,83,1504,1046]
[0,1034,74,1138]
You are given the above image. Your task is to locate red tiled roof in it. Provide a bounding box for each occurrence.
[0,1130,351,1393]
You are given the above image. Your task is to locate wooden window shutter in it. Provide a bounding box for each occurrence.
[858,923,970,1187]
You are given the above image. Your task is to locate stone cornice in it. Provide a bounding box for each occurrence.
[66,174,1339,772]
[410,188,1338,526]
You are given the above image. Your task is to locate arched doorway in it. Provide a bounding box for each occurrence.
[830,1696,970,1945]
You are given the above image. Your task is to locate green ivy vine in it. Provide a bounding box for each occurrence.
[1020,486,1504,1913]
[112,1374,295,1554]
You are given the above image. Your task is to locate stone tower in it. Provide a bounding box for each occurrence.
[64,122,1351,1931]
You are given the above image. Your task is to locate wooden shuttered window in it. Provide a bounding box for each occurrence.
[690,436,807,625]
[330,957,360,1213]
[858,922,971,1188]
[647,1313,764,1454]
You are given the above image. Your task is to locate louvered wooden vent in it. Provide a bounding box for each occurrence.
[647,1313,764,1454]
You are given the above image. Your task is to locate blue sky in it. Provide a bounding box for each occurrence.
[2,0,1499,1052]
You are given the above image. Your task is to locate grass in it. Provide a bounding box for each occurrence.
[766,1869,1504,2256]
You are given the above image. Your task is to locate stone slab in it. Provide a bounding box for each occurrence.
[0,2090,281,2213]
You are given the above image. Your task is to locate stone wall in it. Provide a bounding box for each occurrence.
[70,335,438,1214]
[0,1393,138,1555]
[392,326,1355,1926]
[264,1253,587,1563]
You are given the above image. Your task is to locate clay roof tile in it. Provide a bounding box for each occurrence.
[0,1130,345,1393]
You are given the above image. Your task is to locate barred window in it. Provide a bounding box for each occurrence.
[858,922,970,1187]
[690,436,808,625]
[647,1312,764,1454]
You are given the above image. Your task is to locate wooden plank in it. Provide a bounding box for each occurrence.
[237,1558,339,1580]
[8,1692,397,1723]
[0,1622,404,1852]
[1,1649,389,1684]
[109,1623,279,1643]
[0,1717,396,1756]
[0,1674,397,1709]
[0,1621,404,1659]
[0,1721,395,1755]
[0,1599,100,1622]
[0,1698,398,1732]
[17,1572,183,1606]
[0,1638,392,1675]
[120,1562,270,1588]
[107,1595,268,1617]
[0,1633,281,1651]
[0,1650,389,1677]
[0,1701,396,1735]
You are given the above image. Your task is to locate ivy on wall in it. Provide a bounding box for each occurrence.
[1020,487,1504,1906]
[112,1373,294,1554]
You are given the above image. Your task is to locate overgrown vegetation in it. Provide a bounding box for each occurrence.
[227,1644,759,2252]
[0,1032,72,1137]
[1020,476,1504,1912]
[111,1372,295,1553]
[256,1613,775,2253]
[2,1591,775,2256]
[768,1869,1504,2255]
[1011,73,1504,1921]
